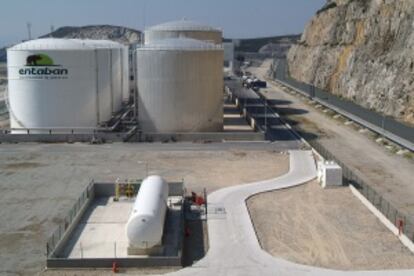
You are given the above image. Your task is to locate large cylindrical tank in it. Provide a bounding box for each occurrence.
[77,39,113,123]
[79,39,127,116]
[145,19,222,45]
[136,38,224,132]
[121,45,130,103]
[7,38,102,133]
[101,40,123,113]
[126,175,169,249]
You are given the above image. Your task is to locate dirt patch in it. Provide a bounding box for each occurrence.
[3,162,46,170]
[0,143,289,275]
[247,181,414,270]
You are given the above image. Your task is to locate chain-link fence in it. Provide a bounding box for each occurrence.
[272,58,414,149]
[46,180,95,257]
[287,112,414,243]
[269,58,414,242]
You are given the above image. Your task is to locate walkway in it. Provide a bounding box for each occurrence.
[170,150,414,276]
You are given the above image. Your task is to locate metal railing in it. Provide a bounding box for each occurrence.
[46,180,95,257]
[272,58,414,151]
[302,132,414,242]
[267,58,414,241]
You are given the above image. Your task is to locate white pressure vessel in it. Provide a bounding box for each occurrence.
[126,175,169,249]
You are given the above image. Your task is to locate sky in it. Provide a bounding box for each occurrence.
[0,0,325,47]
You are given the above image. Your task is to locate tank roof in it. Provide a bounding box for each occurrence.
[77,39,125,49]
[138,37,222,51]
[8,38,94,50]
[147,19,221,32]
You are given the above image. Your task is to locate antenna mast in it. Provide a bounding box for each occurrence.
[26,22,32,40]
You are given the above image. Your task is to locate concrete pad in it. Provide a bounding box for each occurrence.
[62,197,132,258]
[169,151,414,276]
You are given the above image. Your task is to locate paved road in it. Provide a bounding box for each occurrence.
[169,151,414,276]
[274,59,414,151]
[226,80,302,149]
[0,140,297,154]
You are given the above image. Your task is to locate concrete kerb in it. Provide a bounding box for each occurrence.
[46,181,185,269]
[0,132,128,143]
[350,185,414,253]
[168,151,414,276]
[49,194,94,258]
[270,77,414,255]
[140,131,265,142]
[265,78,414,254]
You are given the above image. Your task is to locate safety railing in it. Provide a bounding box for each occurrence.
[301,130,414,242]
[46,180,95,257]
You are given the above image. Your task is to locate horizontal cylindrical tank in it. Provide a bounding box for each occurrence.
[126,175,169,249]
[145,19,222,45]
[136,38,224,132]
[7,38,99,133]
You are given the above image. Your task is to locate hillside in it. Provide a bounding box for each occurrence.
[230,35,300,53]
[40,25,142,45]
[287,0,414,125]
[0,25,142,62]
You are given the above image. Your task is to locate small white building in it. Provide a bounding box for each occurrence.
[318,161,343,188]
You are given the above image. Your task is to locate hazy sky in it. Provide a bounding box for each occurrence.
[0,0,325,47]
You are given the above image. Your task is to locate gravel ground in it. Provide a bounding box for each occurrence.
[249,60,414,218]
[0,143,288,275]
[247,181,414,270]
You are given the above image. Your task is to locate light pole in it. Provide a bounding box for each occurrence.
[264,97,267,133]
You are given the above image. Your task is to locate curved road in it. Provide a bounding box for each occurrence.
[169,150,414,276]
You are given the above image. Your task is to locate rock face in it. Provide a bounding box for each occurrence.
[258,37,299,58]
[287,0,414,125]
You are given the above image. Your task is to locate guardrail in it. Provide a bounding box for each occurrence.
[272,58,414,152]
[229,77,414,242]
[46,180,95,257]
[308,138,414,243]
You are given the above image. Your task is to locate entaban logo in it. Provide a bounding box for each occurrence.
[19,54,68,77]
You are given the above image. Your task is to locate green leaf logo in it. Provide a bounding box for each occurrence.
[26,54,57,66]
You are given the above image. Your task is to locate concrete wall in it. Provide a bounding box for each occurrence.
[47,256,182,268]
[94,182,184,197]
[140,132,264,142]
[0,132,129,143]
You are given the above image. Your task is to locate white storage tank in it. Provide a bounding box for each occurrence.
[136,38,224,132]
[76,39,113,123]
[145,19,222,45]
[121,45,130,103]
[126,175,169,250]
[79,39,128,115]
[99,40,123,113]
[7,38,106,133]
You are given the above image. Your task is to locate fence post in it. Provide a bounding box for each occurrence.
[80,242,83,259]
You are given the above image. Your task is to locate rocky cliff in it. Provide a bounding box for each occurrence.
[287,0,414,125]
[258,36,300,58]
